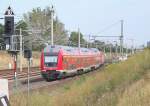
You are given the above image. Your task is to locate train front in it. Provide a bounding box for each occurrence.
[40,45,63,81]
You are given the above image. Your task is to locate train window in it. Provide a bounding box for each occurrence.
[45,56,57,63]
[44,56,58,67]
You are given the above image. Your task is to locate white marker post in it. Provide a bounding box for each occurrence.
[0,79,9,99]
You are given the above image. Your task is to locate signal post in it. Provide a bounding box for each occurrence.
[3,6,20,89]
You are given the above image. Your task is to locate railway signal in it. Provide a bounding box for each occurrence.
[4,6,14,50]
[3,6,24,92]
[3,6,19,90]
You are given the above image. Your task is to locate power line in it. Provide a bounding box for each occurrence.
[96,20,120,35]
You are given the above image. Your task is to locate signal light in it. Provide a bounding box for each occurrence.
[4,6,14,50]
[24,49,32,59]
[5,19,13,35]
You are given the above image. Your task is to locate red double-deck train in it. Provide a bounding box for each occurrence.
[40,45,105,81]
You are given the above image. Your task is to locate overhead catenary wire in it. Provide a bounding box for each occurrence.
[96,20,120,35]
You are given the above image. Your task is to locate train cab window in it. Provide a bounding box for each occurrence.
[44,56,58,67]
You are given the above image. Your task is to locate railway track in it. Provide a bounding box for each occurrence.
[0,67,41,81]
[0,58,114,81]
[10,63,110,94]
[8,65,106,95]
[0,61,113,95]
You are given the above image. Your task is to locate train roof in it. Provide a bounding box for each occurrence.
[44,45,100,54]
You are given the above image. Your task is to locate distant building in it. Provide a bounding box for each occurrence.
[147,41,150,48]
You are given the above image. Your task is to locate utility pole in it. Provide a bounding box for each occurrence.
[110,44,112,59]
[125,44,128,55]
[78,28,80,49]
[127,38,134,55]
[131,39,134,54]
[120,20,124,56]
[103,46,106,54]
[114,41,118,57]
[19,28,22,72]
[89,35,91,48]
[13,54,18,90]
[51,6,54,46]
[27,58,30,106]
[86,42,88,48]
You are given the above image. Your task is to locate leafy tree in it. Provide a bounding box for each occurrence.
[69,31,85,47]
[15,20,28,34]
[15,20,28,35]
[15,20,33,50]
[0,23,3,35]
[0,24,4,49]
[23,7,68,50]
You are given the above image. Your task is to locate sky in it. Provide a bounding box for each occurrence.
[0,0,150,48]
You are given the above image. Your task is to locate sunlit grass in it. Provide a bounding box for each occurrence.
[117,77,150,106]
